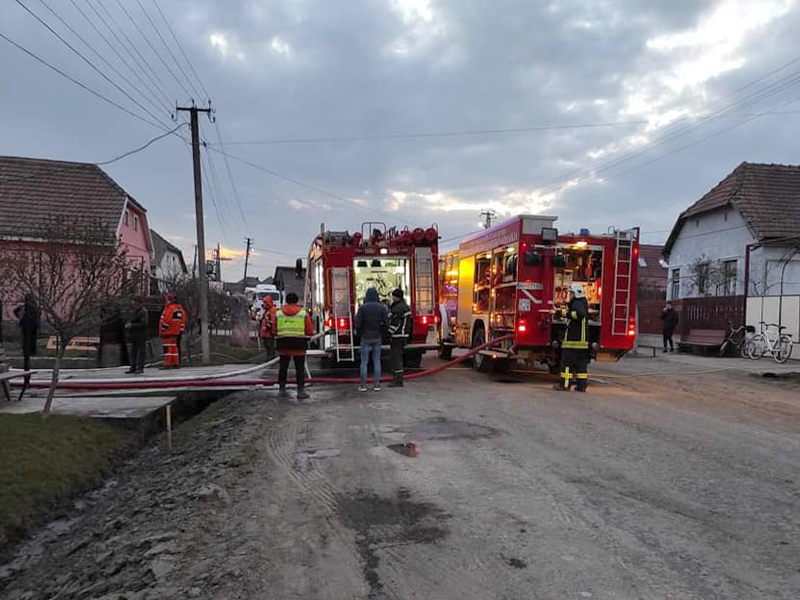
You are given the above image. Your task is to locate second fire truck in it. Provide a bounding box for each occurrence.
[305,222,440,367]
[438,214,639,373]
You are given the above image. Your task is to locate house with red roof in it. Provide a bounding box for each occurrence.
[663,162,800,349]
[0,156,153,320]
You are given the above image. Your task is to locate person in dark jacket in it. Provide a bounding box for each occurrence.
[355,287,388,391]
[125,297,148,374]
[553,284,590,392]
[660,301,679,353]
[387,288,412,387]
[14,294,40,386]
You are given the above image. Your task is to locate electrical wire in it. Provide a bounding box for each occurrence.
[112,0,192,99]
[0,123,187,184]
[92,0,171,102]
[133,0,201,100]
[37,0,170,122]
[13,0,167,128]
[205,145,416,227]
[151,0,210,102]
[199,148,232,242]
[210,121,249,233]
[69,0,173,113]
[0,29,160,129]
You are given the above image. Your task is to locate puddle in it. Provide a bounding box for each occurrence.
[293,447,341,473]
[337,488,450,597]
[387,443,419,457]
[390,416,500,441]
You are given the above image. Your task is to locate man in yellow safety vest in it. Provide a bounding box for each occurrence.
[273,292,313,400]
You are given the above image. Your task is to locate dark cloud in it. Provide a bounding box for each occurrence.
[2,0,799,277]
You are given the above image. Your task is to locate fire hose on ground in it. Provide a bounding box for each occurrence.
[12,335,516,391]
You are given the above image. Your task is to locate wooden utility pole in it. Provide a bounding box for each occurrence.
[177,104,213,364]
[480,209,496,229]
[243,237,253,283]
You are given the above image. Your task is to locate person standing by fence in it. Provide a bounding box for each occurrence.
[661,302,679,353]
[14,294,39,386]
[126,297,148,374]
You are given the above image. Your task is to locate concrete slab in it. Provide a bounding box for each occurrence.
[0,395,175,419]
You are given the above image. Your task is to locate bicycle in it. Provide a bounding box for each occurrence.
[748,321,794,363]
[718,319,754,358]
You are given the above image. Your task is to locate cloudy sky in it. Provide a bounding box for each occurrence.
[2,0,800,280]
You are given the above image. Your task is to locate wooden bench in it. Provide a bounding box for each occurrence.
[678,329,726,354]
[0,343,37,402]
[46,336,100,353]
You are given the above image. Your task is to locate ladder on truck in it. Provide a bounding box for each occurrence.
[414,247,435,317]
[330,267,355,362]
[612,230,635,336]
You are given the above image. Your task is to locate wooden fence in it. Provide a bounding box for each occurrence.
[672,296,744,336]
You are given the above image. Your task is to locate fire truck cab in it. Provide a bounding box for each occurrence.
[439,215,639,373]
[305,222,440,367]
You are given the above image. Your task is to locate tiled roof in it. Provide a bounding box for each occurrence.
[638,244,667,281]
[0,156,136,240]
[664,162,800,256]
[150,229,187,273]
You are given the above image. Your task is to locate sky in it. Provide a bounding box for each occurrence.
[2,0,800,281]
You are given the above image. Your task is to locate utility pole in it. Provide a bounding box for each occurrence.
[177,103,213,364]
[480,209,496,229]
[243,237,253,283]
[215,243,221,282]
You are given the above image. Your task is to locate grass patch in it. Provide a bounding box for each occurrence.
[0,414,135,551]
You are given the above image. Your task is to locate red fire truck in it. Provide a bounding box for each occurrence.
[305,222,440,367]
[438,215,639,373]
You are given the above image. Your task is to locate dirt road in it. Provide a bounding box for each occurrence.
[3,357,800,599]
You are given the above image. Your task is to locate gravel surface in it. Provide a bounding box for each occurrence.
[2,357,799,599]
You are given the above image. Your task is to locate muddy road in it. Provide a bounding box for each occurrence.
[3,357,800,599]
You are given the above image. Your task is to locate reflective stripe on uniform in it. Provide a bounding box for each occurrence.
[570,310,578,319]
[576,373,588,379]
[562,340,589,349]
[276,309,307,338]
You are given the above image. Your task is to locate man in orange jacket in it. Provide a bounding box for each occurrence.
[272,292,313,400]
[259,296,277,361]
[159,294,187,369]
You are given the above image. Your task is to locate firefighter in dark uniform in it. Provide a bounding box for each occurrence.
[387,288,412,387]
[554,283,590,392]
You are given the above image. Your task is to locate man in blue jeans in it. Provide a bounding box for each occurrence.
[355,287,388,391]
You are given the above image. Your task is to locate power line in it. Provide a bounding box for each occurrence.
[199,147,231,242]
[0,29,161,129]
[13,0,167,127]
[112,0,192,99]
[205,145,415,226]
[133,0,201,100]
[210,121,249,233]
[0,123,187,184]
[36,0,170,122]
[69,0,172,113]
[92,0,172,103]
[151,0,210,102]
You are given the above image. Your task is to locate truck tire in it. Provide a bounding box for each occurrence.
[471,327,492,373]
[438,343,453,360]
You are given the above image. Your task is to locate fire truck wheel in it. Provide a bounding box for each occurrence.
[471,328,492,373]
[438,344,453,360]
[494,358,511,373]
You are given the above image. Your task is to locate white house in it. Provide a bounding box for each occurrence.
[663,162,800,349]
[150,230,188,293]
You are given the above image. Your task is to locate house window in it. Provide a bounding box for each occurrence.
[696,262,709,295]
[133,214,139,232]
[671,269,680,299]
[723,260,737,296]
[123,210,129,226]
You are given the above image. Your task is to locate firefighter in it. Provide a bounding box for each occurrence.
[553,283,590,392]
[260,296,277,361]
[387,288,412,387]
[159,294,186,369]
[273,292,313,400]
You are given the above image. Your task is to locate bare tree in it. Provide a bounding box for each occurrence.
[0,217,139,416]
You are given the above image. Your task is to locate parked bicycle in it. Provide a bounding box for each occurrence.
[718,319,755,358]
[748,321,793,363]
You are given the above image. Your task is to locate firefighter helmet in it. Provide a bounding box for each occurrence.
[568,284,585,298]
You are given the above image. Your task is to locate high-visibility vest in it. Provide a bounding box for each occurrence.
[276,309,307,338]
